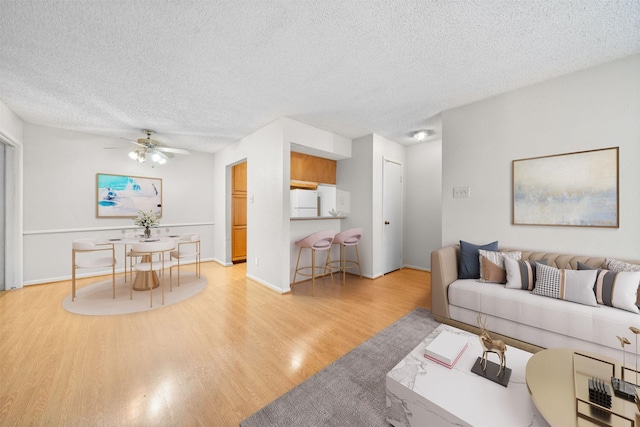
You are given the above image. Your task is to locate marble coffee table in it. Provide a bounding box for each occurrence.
[386,324,550,427]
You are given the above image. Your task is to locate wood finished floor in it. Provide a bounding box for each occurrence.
[0,262,430,426]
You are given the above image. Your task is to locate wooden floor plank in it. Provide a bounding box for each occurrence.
[0,262,430,426]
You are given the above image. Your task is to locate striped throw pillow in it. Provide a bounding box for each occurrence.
[505,258,548,290]
[577,262,640,313]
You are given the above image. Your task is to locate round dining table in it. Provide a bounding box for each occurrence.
[105,235,180,291]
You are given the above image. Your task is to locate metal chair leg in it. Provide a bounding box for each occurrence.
[293,247,303,287]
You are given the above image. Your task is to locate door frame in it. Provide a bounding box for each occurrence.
[0,131,23,290]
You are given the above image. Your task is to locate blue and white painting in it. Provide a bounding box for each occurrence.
[97,174,162,217]
[513,148,618,227]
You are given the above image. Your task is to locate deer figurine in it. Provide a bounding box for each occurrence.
[477,313,507,376]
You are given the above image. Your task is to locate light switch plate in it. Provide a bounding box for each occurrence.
[453,187,470,198]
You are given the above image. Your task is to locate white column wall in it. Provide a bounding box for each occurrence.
[441,54,640,259]
[337,135,374,278]
[212,119,290,292]
[404,140,442,271]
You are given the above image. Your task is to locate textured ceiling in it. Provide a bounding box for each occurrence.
[1,1,639,153]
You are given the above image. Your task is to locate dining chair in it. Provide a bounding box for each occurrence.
[170,234,201,287]
[121,229,141,283]
[71,238,117,302]
[131,240,176,307]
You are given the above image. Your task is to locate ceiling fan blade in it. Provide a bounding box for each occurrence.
[121,137,145,147]
[156,147,190,155]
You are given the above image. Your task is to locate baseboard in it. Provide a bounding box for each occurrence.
[213,257,233,267]
[245,274,288,294]
[403,264,431,272]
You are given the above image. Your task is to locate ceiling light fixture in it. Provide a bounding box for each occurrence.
[412,130,434,141]
[128,147,168,164]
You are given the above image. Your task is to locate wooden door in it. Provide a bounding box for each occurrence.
[232,161,247,262]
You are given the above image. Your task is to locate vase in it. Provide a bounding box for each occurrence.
[144,227,151,239]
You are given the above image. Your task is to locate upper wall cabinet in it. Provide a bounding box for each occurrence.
[291,152,336,185]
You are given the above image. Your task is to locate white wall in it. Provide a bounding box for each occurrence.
[0,99,23,144]
[404,139,442,270]
[22,124,215,284]
[337,134,407,278]
[284,117,351,159]
[337,135,374,277]
[212,118,290,292]
[441,54,640,259]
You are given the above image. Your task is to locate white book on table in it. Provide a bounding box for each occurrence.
[423,330,468,369]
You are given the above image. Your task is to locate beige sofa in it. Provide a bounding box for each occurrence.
[431,245,640,362]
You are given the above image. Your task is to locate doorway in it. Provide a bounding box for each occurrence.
[382,158,403,274]
[231,161,247,263]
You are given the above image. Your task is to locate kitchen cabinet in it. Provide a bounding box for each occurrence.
[290,152,336,185]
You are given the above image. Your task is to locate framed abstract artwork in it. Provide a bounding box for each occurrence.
[512,147,618,228]
[96,173,162,218]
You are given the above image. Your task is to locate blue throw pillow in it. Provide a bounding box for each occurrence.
[459,240,499,279]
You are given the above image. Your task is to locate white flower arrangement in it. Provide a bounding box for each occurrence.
[134,210,160,228]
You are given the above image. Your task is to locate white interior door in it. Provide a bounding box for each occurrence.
[383,159,403,274]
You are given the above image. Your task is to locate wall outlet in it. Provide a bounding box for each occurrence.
[453,187,470,198]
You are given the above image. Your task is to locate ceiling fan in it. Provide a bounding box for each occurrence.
[119,129,190,164]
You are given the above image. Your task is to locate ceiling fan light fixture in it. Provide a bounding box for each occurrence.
[128,151,138,160]
[151,153,161,162]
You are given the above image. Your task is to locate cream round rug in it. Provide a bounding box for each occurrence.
[62,273,207,315]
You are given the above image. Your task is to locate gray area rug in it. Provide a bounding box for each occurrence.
[240,307,439,427]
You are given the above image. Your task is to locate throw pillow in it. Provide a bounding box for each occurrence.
[505,258,548,290]
[478,250,522,283]
[458,240,498,279]
[577,262,640,313]
[532,263,598,307]
[605,258,640,272]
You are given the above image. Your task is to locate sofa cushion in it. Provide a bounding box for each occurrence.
[458,240,498,279]
[532,263,597,306]
[447,279,638,357]
[504,258,548,290]
[478,250,521,283]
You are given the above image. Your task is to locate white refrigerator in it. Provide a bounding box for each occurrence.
[290,189,318,217]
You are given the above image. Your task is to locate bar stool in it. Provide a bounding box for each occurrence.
[292,230,335,296]
[327,228,363,283]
